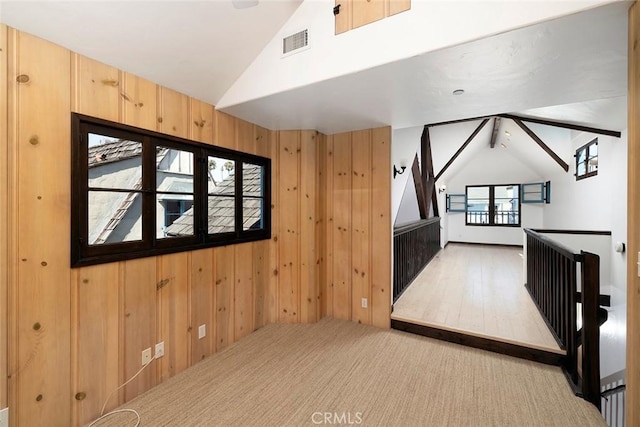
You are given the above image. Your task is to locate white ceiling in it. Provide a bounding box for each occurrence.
[0,0,630,134]
[0,0,303,104]
[220,1,630,134]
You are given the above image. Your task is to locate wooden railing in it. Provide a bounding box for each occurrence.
[601,370,626,427]
[393,217,441,302]
[524,229,601,409]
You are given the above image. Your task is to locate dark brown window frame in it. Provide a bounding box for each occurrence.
[71,113,271,267]
[575,138,598,181]
[465,184,521,227]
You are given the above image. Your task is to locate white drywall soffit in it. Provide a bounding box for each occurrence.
[219,1,627,134]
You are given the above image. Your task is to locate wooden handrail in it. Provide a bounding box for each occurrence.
[394,217,440,236]
[524,228,582,261]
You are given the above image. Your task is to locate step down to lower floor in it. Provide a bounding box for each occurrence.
[391,319,565,366]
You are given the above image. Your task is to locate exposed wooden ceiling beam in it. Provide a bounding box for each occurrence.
[425,115,493,128]
[424,113,621,139]
[421,126,439,217]
[489,117,501,149]
[500,113,621,138]
[511,117,569,172]
[411,154,429,219]
[434,118,490,182]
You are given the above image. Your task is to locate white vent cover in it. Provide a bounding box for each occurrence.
[282,29,309,56]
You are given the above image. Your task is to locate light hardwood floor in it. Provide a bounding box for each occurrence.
[392,243,563,353]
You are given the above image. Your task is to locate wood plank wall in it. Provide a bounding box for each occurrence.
[627,2,639,425]
[0,24,8,412]
[0,25,392,426]
[335,0,411,34]
[322,129,391,328]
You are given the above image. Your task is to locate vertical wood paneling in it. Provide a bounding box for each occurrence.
[338,0,410,33]
[0,24,9,410]
[122,73,157,131]
[69,54,123,425]
[389,0,411,16]
[237,118,257,155]
[122,258,157,401]
[157,253,191,381]
[157,87,189,138]
[234,243,254,340]
[73,266,119,425]
[190,249,214,365]
[190,98,215,144]
[2,25,398,427]
[255,126,271,158]
[335,0,352,34]
[352,0,385,29]
[351,130,372,325]
[8,30,72,427]
[332,132,352,320]
[300,131,319,323]
[627,3,640,424]
[323,136,334,318]
[71,55,121,120]
[268,131,280,323]
[278,131,301,322]
[253,241,269,329]
[215,111,237,150]
[214,246,235,351]
[371,127,392,328]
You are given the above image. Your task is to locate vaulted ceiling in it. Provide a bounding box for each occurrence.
[0,0,630,134]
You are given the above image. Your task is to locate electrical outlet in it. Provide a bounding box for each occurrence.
[198,324,206,339]
[361,298,368,308]
[141,347,152,366]
[155,341,165,358]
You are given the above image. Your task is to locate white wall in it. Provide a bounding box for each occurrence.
[446,145,544,245]
[219,0,612,108]
[543,130,628,304]
[541,129,627,378]
[391,126,421,225]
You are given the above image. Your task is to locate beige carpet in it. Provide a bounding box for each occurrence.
[94,318,605,427]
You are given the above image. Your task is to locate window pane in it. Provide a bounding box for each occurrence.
[159,198,194,238]
[494,185,519,224]
[577,162,586,176]
[466,186,489,224]
[522,183,544,203]
[88,134,142,190]
[243,198,264,231]
[243,163,264,197]
[577,148,587,164]
[88,190,142,245]
[587,145,598,172]
[157,147,194,191]
[208,157,235,195]
[207,195,235,234]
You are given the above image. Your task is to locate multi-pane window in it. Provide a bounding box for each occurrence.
[72,114,271,267]
[465,184,520,226]
[576,138,598,180]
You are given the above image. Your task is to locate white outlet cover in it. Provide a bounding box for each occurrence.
[155,341,165,358]
[361,298,368,308]
[198,324,206,339]
[142,348,152,366]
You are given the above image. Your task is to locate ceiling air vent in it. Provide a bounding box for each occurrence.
[282,29,309,57]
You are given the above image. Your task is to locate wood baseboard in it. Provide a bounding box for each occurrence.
[446,241,523,249]
[391,319,565,366]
